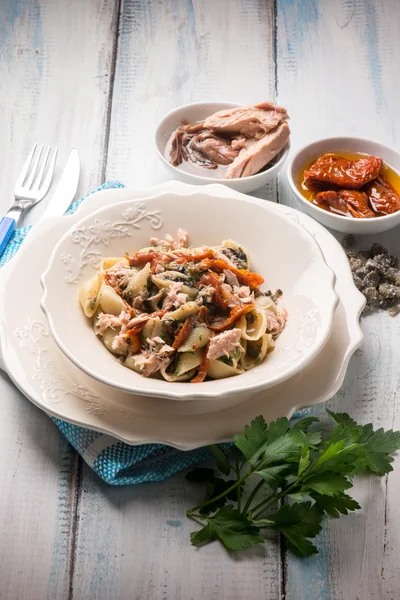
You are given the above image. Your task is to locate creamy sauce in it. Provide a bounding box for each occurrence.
[297,151,400,217]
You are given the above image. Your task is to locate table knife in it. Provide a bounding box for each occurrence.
[41,148,80,219]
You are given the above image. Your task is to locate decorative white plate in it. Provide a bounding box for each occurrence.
[0,182,365,449]
[40,189,337,401]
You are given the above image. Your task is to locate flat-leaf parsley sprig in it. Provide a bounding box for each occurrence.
[186,410,400,556]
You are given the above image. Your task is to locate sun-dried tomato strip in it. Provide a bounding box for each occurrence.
[129,251,173,267]
[127,331,142,353]
[191,345,210,383]
[172,317,193,350]
[174,249,215,264]
[198,272,230,310]
[197,306,209,324]
[197,259,264,290]
[208,304,255,332]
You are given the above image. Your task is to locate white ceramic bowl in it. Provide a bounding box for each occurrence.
[287,136,400,234]
[40,189,338,403]
[154,102,290,193]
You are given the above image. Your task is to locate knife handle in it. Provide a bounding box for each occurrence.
[0,217,16,259]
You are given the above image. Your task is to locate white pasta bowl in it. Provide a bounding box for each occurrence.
[40,190,338,402]
[155,102,290,193]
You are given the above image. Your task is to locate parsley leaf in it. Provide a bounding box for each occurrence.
[233,416,268,462]
[270,502,323,556]
[302,473,352,496]
[209,445,231,476]
[191,506,263,551]
[268,417,290,443]
[312,492,360,518]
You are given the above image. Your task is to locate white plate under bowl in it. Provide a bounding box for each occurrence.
[0,182,364,449]
[40,189,338,402]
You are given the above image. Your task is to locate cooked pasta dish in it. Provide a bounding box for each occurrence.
[79,230,287,383]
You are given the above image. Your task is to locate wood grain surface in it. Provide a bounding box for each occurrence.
[1,0,400,598]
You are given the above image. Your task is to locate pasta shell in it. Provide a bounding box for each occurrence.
[79,272,104,317]
[126,262,150,297]
[152,275,197,299]
[101,257,128,271]
[178,326,211,352]
[164,301,199,321]
[141,316,163,341]
[221,239,250,269]
[255,294,277,314]
[207,359,244,379]
[101,328,126,356]
[98,285,126,316]
[239,309,267,341]
[175,350,203,376]
[124,355,144,373]
[240,333,270,370]
[160,366,195,382]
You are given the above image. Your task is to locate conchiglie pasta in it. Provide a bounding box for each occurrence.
[126,262,150,297]
[207,359,244,379]
[238,309,267,341]
[101,328,126,356]
[240,334,271,370]
[178,326,211,352]
[98,285,126,315]
[79,272,104,317]
[124,354,144,373]
[141,316,163,342]
[174,350,203,376]
[255,294,278,313]
[151,275,197,299]
[164,301,199,321]
[101,257,128,271]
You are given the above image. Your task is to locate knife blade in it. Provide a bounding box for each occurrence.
[41,148,80,219]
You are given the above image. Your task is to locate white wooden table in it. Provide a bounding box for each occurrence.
[1,1,400,598]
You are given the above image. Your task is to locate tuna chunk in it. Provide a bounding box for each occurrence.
[204,102,288,139]
[162,282,188,310]
[191,131,238,165]
[207,328,244,360]
[226,122,290,179]
[132,337,175,377]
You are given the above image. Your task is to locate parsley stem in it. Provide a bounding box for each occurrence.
[186,473,251,516]
[251,481,300,520]
[235,457,242,512]
[242,479,265,515]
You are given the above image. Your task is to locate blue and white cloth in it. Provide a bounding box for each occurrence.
[0,182,224,485]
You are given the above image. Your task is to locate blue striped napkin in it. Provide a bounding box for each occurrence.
[0,182,223,485]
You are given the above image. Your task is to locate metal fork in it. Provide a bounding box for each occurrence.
[0,144,58,258]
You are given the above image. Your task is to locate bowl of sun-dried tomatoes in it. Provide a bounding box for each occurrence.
[287,137,400,234]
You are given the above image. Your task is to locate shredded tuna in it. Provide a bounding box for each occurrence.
[111,332,130,353]
[197,285,215,304]
[223,269,240,287]
[154,263,165,274]
[265,309,287,337]
[150,229,189,251]
[207,328,244,360]
[132,336,175,376]
[94,310,132,335]
[162,282,188,310]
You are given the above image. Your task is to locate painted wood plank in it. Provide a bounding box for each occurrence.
[0,1,119,598]
[276,0,400,597]
[0,373,78,600]
[0,0,120,227]
[73,1,282,599]
[105,0,277,200]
